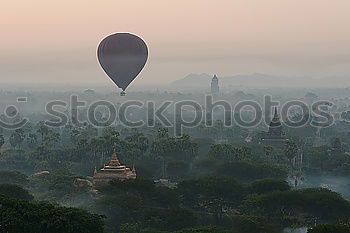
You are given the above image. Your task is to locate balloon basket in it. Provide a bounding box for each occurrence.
[120,91,126,96]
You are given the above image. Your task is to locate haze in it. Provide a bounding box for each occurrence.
[1,0,350,86]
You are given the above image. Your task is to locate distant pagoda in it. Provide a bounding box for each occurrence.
[333,136,343,151]
[211,75,219,96]
[93,151,136,186]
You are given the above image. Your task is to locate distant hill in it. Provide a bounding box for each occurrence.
[171,73,350,88]
[171,73,213,86]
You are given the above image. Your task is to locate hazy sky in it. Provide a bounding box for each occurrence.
[1,0,350,86]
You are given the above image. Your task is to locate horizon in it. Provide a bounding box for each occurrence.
[0,72,348,92]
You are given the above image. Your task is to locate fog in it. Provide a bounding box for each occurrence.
[283,228,308,233]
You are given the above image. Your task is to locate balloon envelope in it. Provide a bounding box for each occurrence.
[97,33,148,91]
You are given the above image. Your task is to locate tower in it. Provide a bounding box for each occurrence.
[211,75,219,96]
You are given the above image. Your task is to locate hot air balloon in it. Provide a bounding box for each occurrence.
[97,33,148,96]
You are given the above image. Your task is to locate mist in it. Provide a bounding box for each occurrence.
[283,228,308,233]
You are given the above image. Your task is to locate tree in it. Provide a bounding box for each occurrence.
[9,129,25,149]
[0,170,28,186]
[308,224,350,233]
[9,133,18,149]
[102,127,121,154]
[232,215,281,233]
[178,177,246,223]
[0,195,105,233]
[214,160,288,182]
[164,208,197,231]
[284,140,299,162]
[263,145,274,160]
[175,226,231,233]
[120,222,142,233]
[208,144,250,162]
[151,132,198,177]
[122,132,149,163]
[167,160,189,181]
[96,193,143,230]
[157,128,169,138]
[0,134,4,149]
[43,129,60,147]
[0,184,33,201]
[36,121,49,144]
[249,178,290,195]
[240,188,350,222]
[26,133,38,149]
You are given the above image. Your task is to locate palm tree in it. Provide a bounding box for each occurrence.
[69,127,81,145]
[284,140,299,164]
[36,122,49,144]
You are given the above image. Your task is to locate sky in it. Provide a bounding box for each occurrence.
[1,0,350,87]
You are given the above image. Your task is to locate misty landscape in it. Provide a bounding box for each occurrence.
[0,82,349,233]
[2,0,350,233]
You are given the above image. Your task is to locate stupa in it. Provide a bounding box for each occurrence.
[93,151,136,186]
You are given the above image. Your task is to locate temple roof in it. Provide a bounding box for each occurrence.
[98,151,134,172]
[108,151,121,166]
[93,151,137,184]
[270,108,281,125]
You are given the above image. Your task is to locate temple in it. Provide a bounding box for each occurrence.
[93,151,136,186]
[259,107,288,148]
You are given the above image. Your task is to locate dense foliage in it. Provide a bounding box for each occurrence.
[0,195,105,233]
[0,109,348,233]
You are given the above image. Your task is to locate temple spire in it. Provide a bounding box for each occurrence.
[109,151,121,166]
[273,107,278,118]
[269,107,283,136]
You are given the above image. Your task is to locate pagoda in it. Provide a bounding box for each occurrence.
[259,107,288,148]
[332,136,343,151]
[93,151,136,186]
[211,75,220,96]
